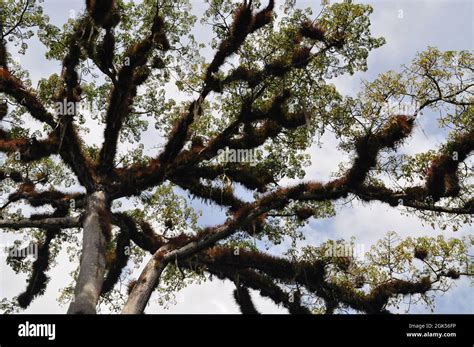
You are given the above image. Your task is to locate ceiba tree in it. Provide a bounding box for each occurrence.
[0,0,472,314]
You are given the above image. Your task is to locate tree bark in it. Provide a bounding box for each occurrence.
[122,249,168,314]
[67,191,108,314]
[0,216,80,229]
[121,207,268,313]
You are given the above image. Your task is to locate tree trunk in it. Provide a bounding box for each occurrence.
[122,255,167,314]
[67,191,108,314]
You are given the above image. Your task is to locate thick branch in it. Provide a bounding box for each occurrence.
[97,12,168,178]
[122,247,169,314]
[233,284,260,314]
[17,228,60,308]
[0,132,59,162]
[0,216,80,229]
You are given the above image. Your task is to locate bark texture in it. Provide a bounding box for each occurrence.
[67,191,108,314]
[122,254,167,314]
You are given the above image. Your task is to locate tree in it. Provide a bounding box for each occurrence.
[0,0,472,314]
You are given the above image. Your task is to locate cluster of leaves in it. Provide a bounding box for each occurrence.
[0,0,472,314]
[295,231,472,313]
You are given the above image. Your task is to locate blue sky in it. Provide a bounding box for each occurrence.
[0,0,473,314]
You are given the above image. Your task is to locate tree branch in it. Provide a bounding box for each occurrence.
[0,216,80,229]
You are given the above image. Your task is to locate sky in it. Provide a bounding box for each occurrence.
[0,0,473,314]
